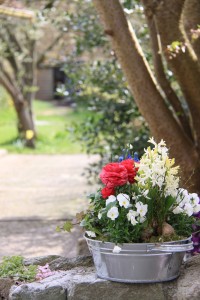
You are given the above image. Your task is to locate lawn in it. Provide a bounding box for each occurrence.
[0,89,89,154]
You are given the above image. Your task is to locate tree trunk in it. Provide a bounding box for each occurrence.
[144,13,193,141]
[0,73,36,148]
[143,0,200,151]
[14,98,36,148]
[93,0,200,193]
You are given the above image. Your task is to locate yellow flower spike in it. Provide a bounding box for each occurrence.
[165,158,175,168]
[25,130,34,140]
[170,166,179,175]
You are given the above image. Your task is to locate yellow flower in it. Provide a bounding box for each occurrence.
[26,130,34,140]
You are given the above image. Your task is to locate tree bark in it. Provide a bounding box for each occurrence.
[0,75,35,148]
[14,99,35,148]
[93,0,200,192]
[143,13,193,141]
[143,0,200,151]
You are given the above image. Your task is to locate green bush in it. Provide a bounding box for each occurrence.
[63,58,149,181]
[0,256,37,282]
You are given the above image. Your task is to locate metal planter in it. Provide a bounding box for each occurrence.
[85,236,193,283]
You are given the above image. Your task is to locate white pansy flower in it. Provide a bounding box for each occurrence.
[130,216,138,226]
[112,245,122,253]
[117,193,130,208]
[135,202,148,217]
[193,204,200,213]
[189,193,199,206]
[86,231,96,237]
[184,203,193,216]
[127,210,138,221]
[178,188,189,201]
[127,210,138,226]
[172,206,183,214]
[106,195,116,206]
[107,206,119,220]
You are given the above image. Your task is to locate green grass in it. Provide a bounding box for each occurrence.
[0,88,89,154]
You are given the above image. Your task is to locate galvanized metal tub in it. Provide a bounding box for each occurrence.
[85,236,193,283]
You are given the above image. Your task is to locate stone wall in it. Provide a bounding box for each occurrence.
[0,255,200,300]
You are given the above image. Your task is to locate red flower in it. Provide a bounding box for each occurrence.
[100,162,128,188]
[101,186,115,199]
[120,159,137,184]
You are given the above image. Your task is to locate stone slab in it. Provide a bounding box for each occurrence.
[4,255,200,300]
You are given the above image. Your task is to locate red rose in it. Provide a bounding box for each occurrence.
[100,162,128,188]
[101,186,115,199]
[120,159,137,184]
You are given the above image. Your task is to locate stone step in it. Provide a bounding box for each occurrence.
[0,255,199,300]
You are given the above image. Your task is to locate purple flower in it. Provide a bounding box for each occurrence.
[191,197,200,255]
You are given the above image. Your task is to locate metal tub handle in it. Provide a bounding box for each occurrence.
[147,242,193,253]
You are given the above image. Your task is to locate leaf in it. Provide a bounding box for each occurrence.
[87,193,95,200]
[80,219,87,227]
[75,211,85,222]
[63,221,73,232]
[194,219,200,226]
[165,195,175,212]
[56,226,61,232]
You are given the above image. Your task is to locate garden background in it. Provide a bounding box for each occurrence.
[0,0,200,260]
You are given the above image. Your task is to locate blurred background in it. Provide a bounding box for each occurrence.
[0,0,149,260]
[1,0,199,259]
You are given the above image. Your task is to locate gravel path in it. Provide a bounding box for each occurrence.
[0,153,99,260]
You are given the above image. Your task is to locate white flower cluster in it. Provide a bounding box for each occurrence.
[172,189,200,216]
[135,137,179,197]
[127,201,148,225]
[101,194,148,226]
[105,194,130,221]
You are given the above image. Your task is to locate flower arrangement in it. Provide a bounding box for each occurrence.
[80,138,200,244]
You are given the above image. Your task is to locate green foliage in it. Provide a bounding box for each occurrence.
[56,220,73,232]
[67,0,107,55]
[80,185,196,244]
[168,213,196,237]
[57,0,150,180]
[81,190,145,243]
[63,58,149,180]
[0,256,37,282]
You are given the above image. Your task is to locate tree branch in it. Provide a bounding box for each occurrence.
[5,23,23,53]
[0,71,23,105]
[0,29,19,73]
[0,62,14,86]
[37,32,64,66]
[142,0,200,151]
[144,12,193,141]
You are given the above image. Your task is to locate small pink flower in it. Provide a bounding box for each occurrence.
[36,263,56,281]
